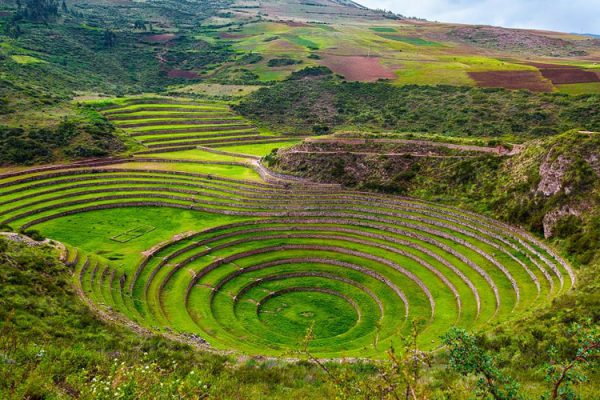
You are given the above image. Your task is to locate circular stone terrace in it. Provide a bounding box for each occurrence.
[0,98,575,358]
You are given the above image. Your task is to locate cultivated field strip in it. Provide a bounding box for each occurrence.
[0,159,573,358]
[103,98,300,153]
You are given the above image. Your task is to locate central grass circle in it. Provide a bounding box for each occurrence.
[257,290,359,340]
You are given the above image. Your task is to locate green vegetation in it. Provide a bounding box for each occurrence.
[267,58,303,68]
[0,238,337,399]
[236,75,600,137]
[91,97,297,156]
[0,107,123,165]
[557,83,600,95]
[369,27,397,33]
[379,35,441,46]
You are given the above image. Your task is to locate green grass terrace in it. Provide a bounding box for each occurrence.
[0,154,574,358]
[98,97,303,155]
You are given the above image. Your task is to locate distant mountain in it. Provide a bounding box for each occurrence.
[332,0,369,9]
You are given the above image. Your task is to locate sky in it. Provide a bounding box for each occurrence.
[358,0,600,34]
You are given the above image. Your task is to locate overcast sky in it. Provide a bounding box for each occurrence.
[359,0,600,34]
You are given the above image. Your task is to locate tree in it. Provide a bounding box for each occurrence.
[102,28,116,48]
[19,0,60,23]
[296,319,430,399]
[3,19,22,38]
[133,19,146,30]
[543,321,600,400]
[442,328,521,400]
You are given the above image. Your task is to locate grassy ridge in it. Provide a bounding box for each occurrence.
[0,107,124,165]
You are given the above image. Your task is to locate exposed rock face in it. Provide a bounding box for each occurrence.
[586,152,600,175]
[542,204,583,238]
[537,153,571,196]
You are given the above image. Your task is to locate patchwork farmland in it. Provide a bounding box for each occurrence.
[0,99,575,357]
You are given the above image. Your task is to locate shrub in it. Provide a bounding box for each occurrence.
[289,66,332,80]
[312,124,330,135]
[22,229,45,241]
[267,58,302,67]
[0,224,13,232]
[553,215,583,238]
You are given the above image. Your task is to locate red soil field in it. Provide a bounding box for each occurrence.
[526,62,600,84]
[167,70,199,79]
[144,34,177,43]
[539,68,600,84]
[320,55,397,82]
[468,71,554,92]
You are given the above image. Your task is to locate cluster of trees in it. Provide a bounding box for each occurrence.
[267,57,303,67]
[0,109,123,165]
[15,0,66,23]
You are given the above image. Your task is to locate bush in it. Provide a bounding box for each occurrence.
[267,58,302,67]
[289,66,332,80]
[0,224,13,232]
[312,124,330,135]
[21,229,45,241]
[553,215,583,238]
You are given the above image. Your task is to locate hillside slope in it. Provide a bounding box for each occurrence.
[236,74,600,137]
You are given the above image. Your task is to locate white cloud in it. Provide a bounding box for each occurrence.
[359,0,600,34]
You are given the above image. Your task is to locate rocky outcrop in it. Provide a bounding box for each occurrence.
[543,202,590,239]
[537,152,571,196]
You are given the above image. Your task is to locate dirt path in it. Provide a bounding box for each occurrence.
[306,137,523,155]
[289,150,481,158]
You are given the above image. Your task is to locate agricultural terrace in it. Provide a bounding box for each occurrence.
[101,97,301,155]
[0,98,574,358]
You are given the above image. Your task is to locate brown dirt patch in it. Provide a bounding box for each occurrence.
[469,71,553,92]
[167,70,199,79]
[282,21,309,27]
[539,67,600,84]
[144,33,177,43]
[320,55,396,82]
